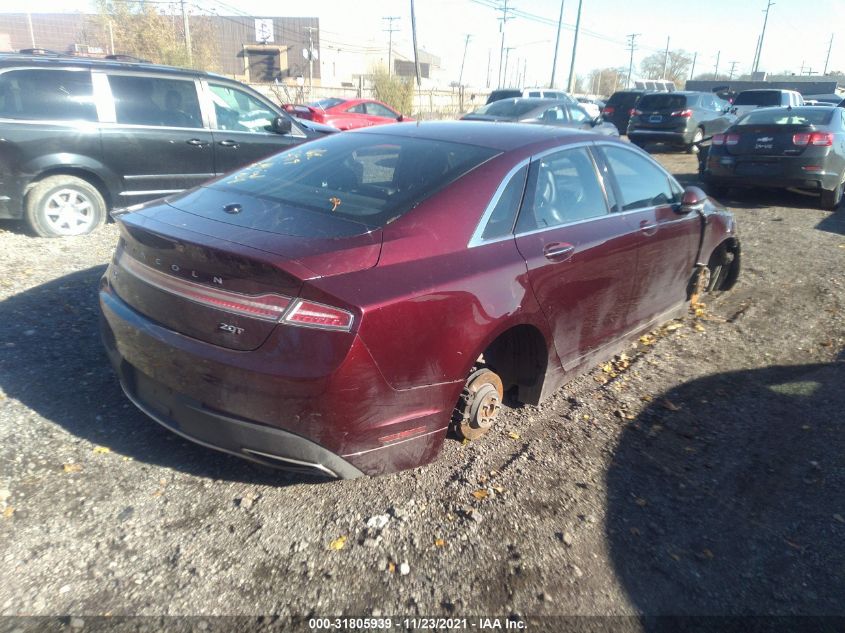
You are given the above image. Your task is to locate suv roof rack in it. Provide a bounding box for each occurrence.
[18,48,63,56]
[104,54,151,63]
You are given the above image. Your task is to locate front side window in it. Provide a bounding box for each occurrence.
[567,105,591,123]
[516,147,608,232]
[109,74,201,127]
[366,102,398,118]
[0,68,96,122]
[209,83,277,133]
[600,145,676,211]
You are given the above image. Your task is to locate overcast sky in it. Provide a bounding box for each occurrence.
[6,0,845,89]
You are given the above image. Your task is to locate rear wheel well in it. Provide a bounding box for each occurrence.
[480,324,549,406]
[25,168,113,211]
[706,238,741,292]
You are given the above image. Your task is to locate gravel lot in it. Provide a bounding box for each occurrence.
[1,151,844,628]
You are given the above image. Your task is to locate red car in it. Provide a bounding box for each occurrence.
[99,122,740,478]
[284,98,412,130]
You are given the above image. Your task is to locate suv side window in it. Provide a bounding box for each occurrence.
[0,68,96,122]
[209,83,277,133]
[109,74,202,127]
[599,145,677,210]
[516,147,608,232]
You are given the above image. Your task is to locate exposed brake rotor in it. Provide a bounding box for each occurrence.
[455,368,504,441]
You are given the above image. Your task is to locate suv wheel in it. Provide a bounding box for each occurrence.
[25,175,106,238]
[687,127,704,154]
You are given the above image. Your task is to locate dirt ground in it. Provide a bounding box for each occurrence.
[1,151,843,631]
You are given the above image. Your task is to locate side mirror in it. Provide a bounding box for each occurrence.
[677,186,707,214]
[271,115,292,134]
[592,116,603,126]
[396,114,404,122]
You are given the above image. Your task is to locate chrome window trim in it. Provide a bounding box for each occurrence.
[124,173,214,181]
[466,158,530,248]
[119,189,182,197]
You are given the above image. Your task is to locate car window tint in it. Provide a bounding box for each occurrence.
[109,75,201,127]
[209,83,276,133]
[481,165,528,240]
[516,147,608,232]
[638,94,686,110]
[0,68,96,121]
[347,103,367,114]
[734,91,781,106]
[366,102,397,118]
[528,91,542,97]
[210,132,498,231]
[478,99,542,117]
[737,108,834,126]
[601,146,676,211]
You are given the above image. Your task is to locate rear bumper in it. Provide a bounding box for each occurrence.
[627,128,692,145]
[704,156,839,191]
[99,280,459,477]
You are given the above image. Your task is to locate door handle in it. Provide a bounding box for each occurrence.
[543,242,575,262]
[186,138,209,147]
[217,140,239,148]
[639,220,658,236]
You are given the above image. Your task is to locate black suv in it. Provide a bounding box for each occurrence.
[601,90,649,135]
[627,91,733,152]
[0,54,323,237]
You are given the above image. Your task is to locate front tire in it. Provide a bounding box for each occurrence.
[25,175,107,238]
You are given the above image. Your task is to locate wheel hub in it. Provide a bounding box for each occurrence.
[455,368,504,440]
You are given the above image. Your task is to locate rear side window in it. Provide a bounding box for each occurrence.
[109,75,201,127]
[600,146,676,211]
[209,132,498,232]
[481,165,528,240]
[734,91,781,106]
[638,94,687,110]
[0,68,96,121]
[517,147,608,232]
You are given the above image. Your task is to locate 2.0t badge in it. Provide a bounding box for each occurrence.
[218,323,244,335]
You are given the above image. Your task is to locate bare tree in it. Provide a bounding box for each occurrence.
[586,67,626,97]
[95,0,219,71]
[640,50,693,86]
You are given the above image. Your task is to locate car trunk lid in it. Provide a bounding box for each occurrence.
[725,124,815,157]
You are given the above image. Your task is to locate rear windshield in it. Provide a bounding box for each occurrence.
[737,108,834,126]
[209,132,499,230]
[476,99,540,117]
[309,98,345,109]
[638,94,688,110]
[486,90,521,103]
[606,92,642,108]
[734,91,781,106]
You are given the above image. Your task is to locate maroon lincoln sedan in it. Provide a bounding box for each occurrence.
[99,122,740,477]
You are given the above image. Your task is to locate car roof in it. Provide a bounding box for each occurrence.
[348,120,604,152]
[736,88,797,93]
[0,53,224,79]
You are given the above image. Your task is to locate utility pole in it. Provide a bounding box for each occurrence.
[689,52,697,79]
[626,33,639,89]
[458,34,471,87]
[753,0,775,74]
[486,49,491,88]
[410,0,422,87]
[824,34,834,75]
[549,0,565,88]
[305,26,317,95]
[26,12,35,47]
[108,20,115,55]
[180,0,192,66]
[522,58,527,88]
[752,35,761,72]
[728,60,738,80]
[714,50,720,78]
[566,0,583,93]
[382,16,400,76]
[662,36,670,80]
[497,0,511,88]
[503,46,515,88]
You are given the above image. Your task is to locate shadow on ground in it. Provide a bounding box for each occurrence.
[0,266,319,486]
[606,357,845,616]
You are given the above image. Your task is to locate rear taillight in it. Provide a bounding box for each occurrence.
[120,253,292,321]
[630,108,642,116]
[810,132,833,146]
[283,299,354,332]
[793,133,811,145]
[671,109,693,118]
[120,253,354,331]
[602,105,615,115]
[725,134,740,146]
[712,134,725,145]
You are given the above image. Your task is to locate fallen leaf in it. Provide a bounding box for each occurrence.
[434,538,446,548]
[328,536,347,551]
[63,463,83,473]
[508,431,521,440]
[665,322,683,332]
[601,362,614,373]
[461,438,470,445]
[669,552,681,561]
[471,489,488,500]
[387,562,396,573]
[701,548,715,559]
[3,507,14,518]
[639,334,655,345]
[92,445,110,454]
[491,485,505,494]
[694,323,706,332]
[661,399,681,411]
